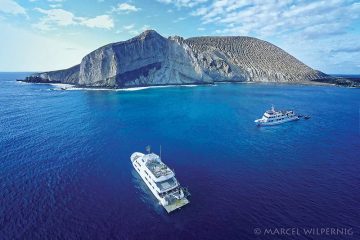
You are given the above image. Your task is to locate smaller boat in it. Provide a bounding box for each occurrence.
[255,105,299,126]
[304,115,311,119]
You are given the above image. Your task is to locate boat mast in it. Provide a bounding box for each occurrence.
[160,145,162,159]
[146,145,151,154]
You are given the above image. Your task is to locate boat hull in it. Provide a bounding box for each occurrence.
[255,116,299,126]
[132,160,165,204]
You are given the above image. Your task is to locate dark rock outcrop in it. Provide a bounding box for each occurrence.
[311,77,360,87]
[23,30,348,88]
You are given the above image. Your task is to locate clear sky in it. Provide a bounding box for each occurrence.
[0,0,359,74]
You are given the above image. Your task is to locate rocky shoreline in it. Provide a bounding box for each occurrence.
[312,77,360,87]
[17,78,359,90]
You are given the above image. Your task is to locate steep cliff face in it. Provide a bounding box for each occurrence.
[77,31,211,87]
[24,30,330,87]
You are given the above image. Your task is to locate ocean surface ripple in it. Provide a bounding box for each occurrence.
[0,73,359,240]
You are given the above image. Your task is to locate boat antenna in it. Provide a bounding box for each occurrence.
[271,104,275,112]
[146,145,151,154]
[160,145,162,159]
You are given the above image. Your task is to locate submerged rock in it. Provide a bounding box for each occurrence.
[24,30,348,88]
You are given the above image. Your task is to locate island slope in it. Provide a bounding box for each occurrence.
[22,30,353,88]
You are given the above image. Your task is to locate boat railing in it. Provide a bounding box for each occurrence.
[181,187,191,197]
[153,168,172,178]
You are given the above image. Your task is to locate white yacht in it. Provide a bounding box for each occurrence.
[130,147,190,213]
[255,105,299,126]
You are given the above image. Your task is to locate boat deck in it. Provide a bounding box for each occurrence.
[155,177,177,191]
[144,154,173,178]
[163,198,189,213]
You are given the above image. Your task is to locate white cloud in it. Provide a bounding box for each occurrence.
[141,25,151,31]
[35,8,75,27]
[158,0,360,73]
[119,24,151,36]
[123,24,135,30]
[331,45,360,54]
[115,24,137,34]
[173,16,186,23]
[80,15,114,29]
[157,0,208,8]
[33,8,114,30]
[112,3,141,13]
[189,0,359,39]
[191,7,207,16]
[0,0,26,15]
[49,4,62,8]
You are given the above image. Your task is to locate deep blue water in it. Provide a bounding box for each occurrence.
[0,73,359,240]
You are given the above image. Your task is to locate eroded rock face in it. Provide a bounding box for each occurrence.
[27,64,80,84]
[25,30,329,87]
[185,36,326,82]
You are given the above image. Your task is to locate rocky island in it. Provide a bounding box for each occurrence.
[20,30,358,88]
